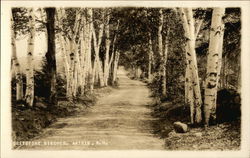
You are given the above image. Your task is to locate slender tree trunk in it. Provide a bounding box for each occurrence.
[158,9,163,57]
[108,20,119,83]
[87,8,95,93]
[79,15,87,96]
[112,51,120,85]
[90,58,97,92]
[148,33,153,82]
[45,8,57,106]
[204,8,225,126]
[179,8,202,124]
[91,11,105,87]
[11,14,23,101]
[104,9,111,86]
[186,66,195,124]
[68,40,75,99]
[64,38,72,98]
[25,9,35,107]
[162,29,170,96]
[64,10,81,100]
[97,59,105,87]
[158,9,164,84]
[158,9,167,96]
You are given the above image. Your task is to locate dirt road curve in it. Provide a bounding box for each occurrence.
[21,67,165,150]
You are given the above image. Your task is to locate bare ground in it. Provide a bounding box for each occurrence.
[18,68,165,150]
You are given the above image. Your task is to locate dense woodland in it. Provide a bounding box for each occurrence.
[11,7,241,149]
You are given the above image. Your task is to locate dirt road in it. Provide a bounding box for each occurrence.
[20,67,165,150]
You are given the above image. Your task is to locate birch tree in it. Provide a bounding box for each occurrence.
[179,8,202,124]
[91,9,105,88]
[148,33,153,81]
[109,20,120,85]
[204,8,225,126]
[158,9,167,96]
[104,9,111,86]
[162,30,169,97]
[112,51,120,85]
[86,8,93,92]
[25,8,35,107]
[56,9,70,95]
[11,13,23,101]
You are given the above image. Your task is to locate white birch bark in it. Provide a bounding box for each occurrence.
[162,34,169,96]
[108,20,120,80]
[11,14,23,101]
[179,8,202,124]
[91,10,105,87]
[67,9,81,99]
[148,33,153,82]
[79,15,87,95]
[56,9,70,97]
[87,8,95,93]
[104,9,111,86]
[112,51,120,84]
[158,9,167,96]
[25,8,35,107]
[204,8,225,126]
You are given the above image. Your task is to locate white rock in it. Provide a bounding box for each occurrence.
[173,121,188,133]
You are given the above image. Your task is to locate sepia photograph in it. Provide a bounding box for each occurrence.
[1,1,250,158]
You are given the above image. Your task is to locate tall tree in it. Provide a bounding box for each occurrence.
[109,20,120,85]
[204,8,225,126]
[56,8,70,96]
[162,28,170,96]
[91,9,105,88]
[11,12,23,101]
[104,9,111,86]
[158,9,167,96]
[112,51,120,85]
[148,33,153,81]
[45,8,57,105]
[179,8,203,124]
[25,8,35,107]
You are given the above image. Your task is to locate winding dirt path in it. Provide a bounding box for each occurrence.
[21,67,165,150]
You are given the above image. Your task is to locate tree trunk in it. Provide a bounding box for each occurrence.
[108,20,120,83]
[25,9,35,107]
[91,11,105,88]
[204,8,225,126]
[104,9,111,86]
[112,51,120,85]
[162,29,170,96]
[148,33,153,82]
[158,9,163,58]
[45,8,57,106]
[79,17,87,96]
[158,9,164,85]
[63,9,81,100]
[179,8,202,124]
[158,9,167,96]
[11,13,23,101]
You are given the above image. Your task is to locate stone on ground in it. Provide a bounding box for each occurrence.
[173,121,188,133]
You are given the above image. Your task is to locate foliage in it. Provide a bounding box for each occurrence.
[34,57,66,100]
[12,7,46,37]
